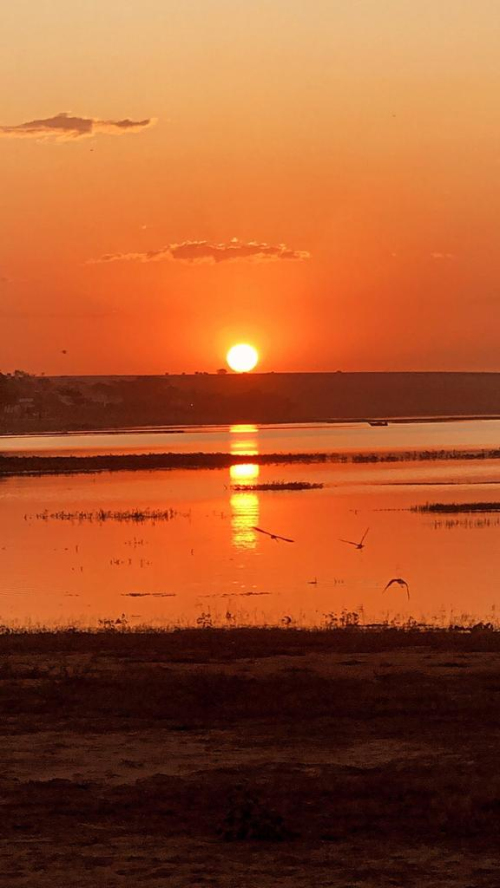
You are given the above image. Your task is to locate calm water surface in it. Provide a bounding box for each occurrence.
[1,421,499,627]
[3,418,500,455]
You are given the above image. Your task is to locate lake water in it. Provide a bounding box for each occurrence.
[1,420,499,628]
[3,418,500,455]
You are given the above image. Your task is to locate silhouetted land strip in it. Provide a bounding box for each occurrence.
[2,446,500,477]
[2,626,500,886]
[2,371,500,433]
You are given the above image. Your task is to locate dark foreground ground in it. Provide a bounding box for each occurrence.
[2,626,500,887]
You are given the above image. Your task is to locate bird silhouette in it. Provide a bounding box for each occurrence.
[252,526,294,543]
[383,578,410,600]
[340,528,369,550]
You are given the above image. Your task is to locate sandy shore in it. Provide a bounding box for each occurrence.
[1,627,500,886]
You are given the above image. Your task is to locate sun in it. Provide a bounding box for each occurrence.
[226,343,259,373]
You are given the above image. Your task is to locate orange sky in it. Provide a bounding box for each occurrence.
[1,0,499,374]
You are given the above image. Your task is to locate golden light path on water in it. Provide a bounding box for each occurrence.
[230,492,260,550]
[229,424,260,550]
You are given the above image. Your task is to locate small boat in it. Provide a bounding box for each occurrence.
[369,420,389,427]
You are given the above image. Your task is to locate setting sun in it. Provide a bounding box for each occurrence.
[226,343,259,373]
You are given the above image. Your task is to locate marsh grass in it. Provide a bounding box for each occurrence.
[3,445,500,477]
[414,501,500,514]
[1,621,500,656]
[231,481,323,491]
[32,508,182,523]
[430,516,500,529]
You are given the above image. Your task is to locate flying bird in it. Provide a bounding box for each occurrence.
[340,528,369,550]
[252,526,294,543]
[383,578,410,600]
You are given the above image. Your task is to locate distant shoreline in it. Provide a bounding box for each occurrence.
[2,371,500,434]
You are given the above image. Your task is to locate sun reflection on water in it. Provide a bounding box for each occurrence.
[230,463,260,482]
[229,426,260,548]
[229,423,258,456]
[230,491,260,550]
[229,424,258,435]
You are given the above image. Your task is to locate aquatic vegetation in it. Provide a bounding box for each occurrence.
[121,592,176,598]
[231,480,324,491]
[414,501,500,513]
[430,517,500,529]
[3,445,500,477]
[239,591,271,597]
[97,615,129,631]
[323,610,362,629]
[32,507,180,523]
[196,612,214,629]
[210,591,271,598]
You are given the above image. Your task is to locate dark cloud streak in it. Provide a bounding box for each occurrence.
[0,112,156,141]
[92,239,310,265]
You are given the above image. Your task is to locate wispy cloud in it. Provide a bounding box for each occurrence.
[91,239,311,265]
[431,252,455,260]
[0,112,156,141]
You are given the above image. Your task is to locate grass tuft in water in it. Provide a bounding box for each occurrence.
[231,480,323,491]
[31,508,181,523]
